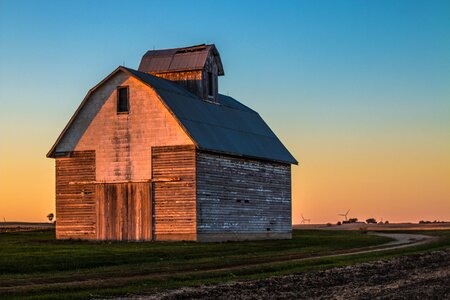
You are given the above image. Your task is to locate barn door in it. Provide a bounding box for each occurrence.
[96,183,152,241]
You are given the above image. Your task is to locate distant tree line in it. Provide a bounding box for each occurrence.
[332,218,390,226]
[419,220,448,224]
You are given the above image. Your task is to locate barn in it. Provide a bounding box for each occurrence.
[47,44,298,242]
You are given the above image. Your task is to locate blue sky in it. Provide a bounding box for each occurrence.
[1,0,449,222]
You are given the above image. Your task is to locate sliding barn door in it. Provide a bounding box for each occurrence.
[96,183,152,241]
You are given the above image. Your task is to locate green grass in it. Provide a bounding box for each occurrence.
[0,229,448,299]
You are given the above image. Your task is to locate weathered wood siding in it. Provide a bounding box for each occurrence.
[96,183,151,240]
[196,152,292,241]
[55,151,96,239]
[71,72,193,182]
[152,145,197,240]
[53,71,194,240]
[154,70,203,99]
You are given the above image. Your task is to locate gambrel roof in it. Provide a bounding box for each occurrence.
[47,67,297,165]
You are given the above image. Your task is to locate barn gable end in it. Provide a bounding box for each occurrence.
[73,73,193,182]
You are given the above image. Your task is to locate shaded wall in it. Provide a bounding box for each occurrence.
[196,151,292,241]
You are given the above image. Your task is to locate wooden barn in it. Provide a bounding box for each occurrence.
[47,44,298,242]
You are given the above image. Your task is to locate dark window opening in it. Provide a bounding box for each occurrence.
[244,200,249,203]
[117,87,129,113]
[207,71,213,97]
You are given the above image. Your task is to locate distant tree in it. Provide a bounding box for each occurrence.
[366,218,377,224]
[384,220,389,224]
[348,218,358,223]
[336,221,342,226]
[326,223,332,227]
[47,213,54,222]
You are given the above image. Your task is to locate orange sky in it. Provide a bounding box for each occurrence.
[0,126,449,224]
[1,1,449,224]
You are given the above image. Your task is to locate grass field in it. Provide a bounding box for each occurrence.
[0,229,449,299]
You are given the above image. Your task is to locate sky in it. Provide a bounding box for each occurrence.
[0,0,449,224]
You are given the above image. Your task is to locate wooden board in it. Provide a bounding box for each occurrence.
[96,182,151,241]
[55,151,96,239]
[196,151,292,237]
[152,145,197,241]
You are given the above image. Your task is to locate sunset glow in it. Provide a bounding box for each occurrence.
[1,0,449,224]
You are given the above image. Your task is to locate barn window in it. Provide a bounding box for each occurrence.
[207,71,213,97]
[117,86,129,113]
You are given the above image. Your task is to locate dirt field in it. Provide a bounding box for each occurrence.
[1,225,448,299]
[140,248,450,299]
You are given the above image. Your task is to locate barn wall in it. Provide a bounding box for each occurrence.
[55,151,96,239]
[72,72,193,182]
[196,152,292,242]
[152,145,197,241]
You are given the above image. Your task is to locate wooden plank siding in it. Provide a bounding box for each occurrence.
[151,145,197,241]
[196,151,292,242]
[154,71,204,100]
[96,183,151,241]
[55,151,96,239]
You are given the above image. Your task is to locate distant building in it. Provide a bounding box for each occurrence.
[47,44,297,241]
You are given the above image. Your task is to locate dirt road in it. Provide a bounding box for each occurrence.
[122,232,446,300]
[140,248,450,299]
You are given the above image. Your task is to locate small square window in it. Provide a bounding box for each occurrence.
[117,86,129,113]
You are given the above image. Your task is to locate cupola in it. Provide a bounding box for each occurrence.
[138,44,224,102]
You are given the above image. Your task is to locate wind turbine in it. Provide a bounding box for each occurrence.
[301,214,311,224]
[338,209,350,221]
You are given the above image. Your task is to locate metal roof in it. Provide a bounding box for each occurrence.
[138,44,225,75]
[48,66,297,165]
[125,67,297,164]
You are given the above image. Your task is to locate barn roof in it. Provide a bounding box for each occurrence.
[138,44,224,75]
[47,67,297,165]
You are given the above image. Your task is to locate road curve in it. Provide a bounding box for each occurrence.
[119,232,440,300]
